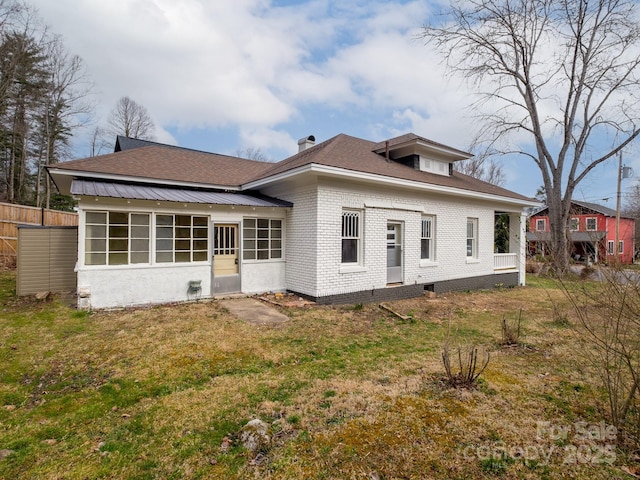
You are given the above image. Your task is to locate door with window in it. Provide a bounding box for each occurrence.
[387,222,403,284]
[212,223,240,293]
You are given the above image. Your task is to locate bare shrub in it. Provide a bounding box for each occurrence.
[442,343,490,388]
[558,265,640,449]
[501,310,522,346]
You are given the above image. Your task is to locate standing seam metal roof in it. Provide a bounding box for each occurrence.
[70,180,292,207]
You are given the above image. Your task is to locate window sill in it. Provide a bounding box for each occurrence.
[466,258,481,264]
[242,258,285,264]
[420,260,438,268]
[340,265,367,274]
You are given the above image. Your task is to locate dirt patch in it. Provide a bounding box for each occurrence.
[258,292,315,308]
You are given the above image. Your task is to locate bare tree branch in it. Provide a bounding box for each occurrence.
[421,0,640,272]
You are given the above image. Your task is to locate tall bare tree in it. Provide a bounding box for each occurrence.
[106,96,155,140]
[454,143,506,186]
[36,34,92,208]
[422,0,640,272]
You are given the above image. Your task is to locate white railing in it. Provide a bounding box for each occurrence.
[494,253,518,270]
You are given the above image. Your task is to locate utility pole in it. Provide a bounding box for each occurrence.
[615,151,634,262]
[616,151,622,262]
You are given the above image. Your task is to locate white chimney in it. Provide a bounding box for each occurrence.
[297,135,316,152]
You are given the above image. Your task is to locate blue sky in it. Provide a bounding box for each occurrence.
[30,0,639,206]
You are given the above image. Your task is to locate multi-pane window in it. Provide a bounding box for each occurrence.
[243,218,282,260]
[535,219,546,231]
[85,211,150,266]
[421,216,435,260]
[586,218,597,231]
[341,210,361,264]
[607,241,624,255]
[156,214,208,263]
[569,218,579,231]
[466,218,478,258]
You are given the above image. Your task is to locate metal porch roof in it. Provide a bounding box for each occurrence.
[71,180,292,208]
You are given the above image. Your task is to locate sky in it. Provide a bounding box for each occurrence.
[28,0,640,206]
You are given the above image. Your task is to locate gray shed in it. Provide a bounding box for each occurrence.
[16,226,78,296]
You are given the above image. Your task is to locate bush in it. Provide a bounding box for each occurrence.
[441,343,490,388]
[501,310,522,346]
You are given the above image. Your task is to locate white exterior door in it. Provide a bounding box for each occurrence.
[387,222,403,284]
[212,223,241,293]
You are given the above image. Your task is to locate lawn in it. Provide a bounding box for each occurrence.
[0,271,633,479]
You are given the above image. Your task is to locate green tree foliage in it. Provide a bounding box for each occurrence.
[0,1,90,209]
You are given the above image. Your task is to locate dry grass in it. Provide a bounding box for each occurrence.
[0,272,633,479]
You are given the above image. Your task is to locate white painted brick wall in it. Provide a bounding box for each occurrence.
[307,178,520,297]
[268,187,318,296]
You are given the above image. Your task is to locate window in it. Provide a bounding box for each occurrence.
[535,218,546,231]
[341,210,361,264]
[608,241,615,255]
[569,218,579,231]
[156,214,208,263]
[85,211,150,266]
[619,241,624,254]
[586,217,597,231]
[421,216,435,260]
[467,218,478,258]
[243,218,282,260]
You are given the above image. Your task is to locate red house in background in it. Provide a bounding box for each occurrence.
[527,200,636,264]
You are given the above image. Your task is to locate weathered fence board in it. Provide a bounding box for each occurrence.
[0,202,78,268]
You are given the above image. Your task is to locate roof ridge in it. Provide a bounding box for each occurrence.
[245,134,345,182]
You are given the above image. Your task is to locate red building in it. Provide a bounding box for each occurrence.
[527,200,635,264]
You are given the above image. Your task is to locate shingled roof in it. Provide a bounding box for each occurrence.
[250,134,533,202]
[50,133,535,204]
[51,145,273,188]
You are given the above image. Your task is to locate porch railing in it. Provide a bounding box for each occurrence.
[494,253,518,270]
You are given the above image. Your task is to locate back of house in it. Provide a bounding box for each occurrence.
[47,133,537,309]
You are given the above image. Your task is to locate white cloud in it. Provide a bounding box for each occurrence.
[30,0,479,154]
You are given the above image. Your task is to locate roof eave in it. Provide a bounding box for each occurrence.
[244,164,539,209]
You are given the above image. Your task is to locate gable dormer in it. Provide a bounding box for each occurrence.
[372,133,472,177]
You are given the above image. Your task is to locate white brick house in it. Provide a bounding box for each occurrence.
[48,133,537,309]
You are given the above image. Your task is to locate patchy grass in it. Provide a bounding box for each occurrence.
[0,270,632,479]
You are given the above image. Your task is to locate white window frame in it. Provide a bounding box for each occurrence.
[619,240,624,254]
[585,217,597,231]
[341,210,362,265]
[155,214,209,263]
[535,218,546,231]
[608,240,615,255]
[421,216,435,261]
[84,210,150,266]
[242,218,283,261]
[466,217,478,259]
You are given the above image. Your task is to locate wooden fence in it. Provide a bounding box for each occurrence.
[0,202,78,268]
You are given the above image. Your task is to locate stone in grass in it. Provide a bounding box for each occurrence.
[0,449,15,460]
[239,419,271,455]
